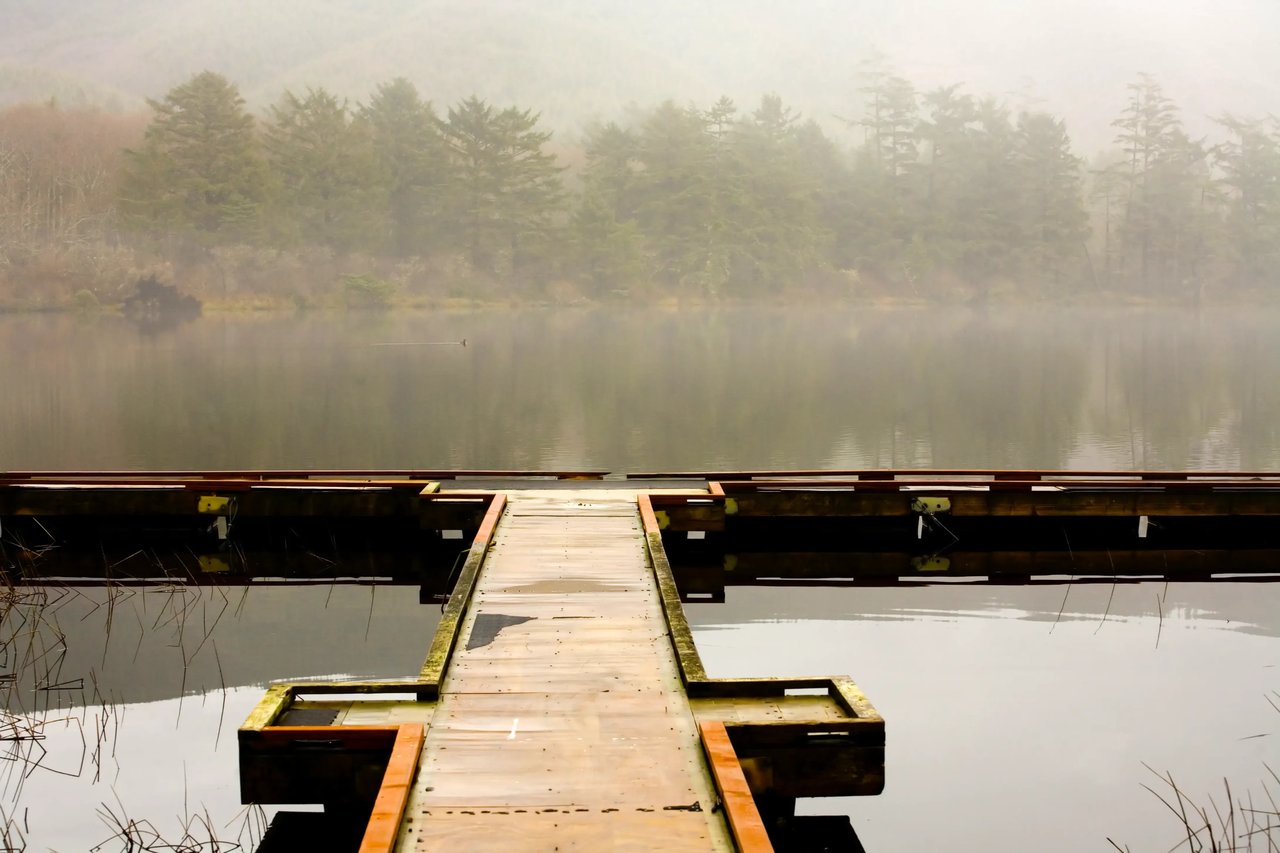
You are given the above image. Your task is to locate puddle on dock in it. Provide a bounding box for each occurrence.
[687,580,1280,853]
[0,583,440,849]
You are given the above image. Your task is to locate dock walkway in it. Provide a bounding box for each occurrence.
[19,469,1280,848]
[397,491,732,851]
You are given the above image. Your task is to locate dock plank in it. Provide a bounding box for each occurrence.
[410,810,716,851]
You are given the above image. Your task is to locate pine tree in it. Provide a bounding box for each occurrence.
[362,78,448,257]
[263,87,385,252]
[574,122,648,293]
[1214,114,1280,290]
[845,71,921,290]
[861,74,918,182]
[120,71,263,241]
[1014,111,1088,289]
[732,94,829,289]
[580,122,641,220]
[1087,155,1128,289]
[438,96,564,277]
[632,100,722,291]
[917,84,976,220]
[955,98,1021,288]
[1110,74,1199,292]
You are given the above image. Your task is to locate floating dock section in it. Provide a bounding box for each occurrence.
[9,469,1280,850]
[237,488,881,852]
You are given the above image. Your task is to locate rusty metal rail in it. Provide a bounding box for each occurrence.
[699,721,773,853]
[14,467,1280,485]
[713,478,1280,493]
[629,468,1280,482]
[0,469,608,482]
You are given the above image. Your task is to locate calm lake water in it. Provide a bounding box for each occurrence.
[2,305,1279,850]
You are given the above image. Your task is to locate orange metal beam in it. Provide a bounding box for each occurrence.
[249,723,425,851]
[637,493,660,533]
[699,720,774,853]
[358,723,425,853]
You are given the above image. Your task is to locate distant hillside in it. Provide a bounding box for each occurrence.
[0,1,870,135]
[0,62,137,109]
[2,0,1279,151]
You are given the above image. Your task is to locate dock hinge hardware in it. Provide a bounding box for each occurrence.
[198,555,231,574]
[198,495,231,514]
[197,495,232,541]
[910,496,952,515]
[911,556,951,572]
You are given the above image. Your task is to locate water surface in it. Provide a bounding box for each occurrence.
[689,581,1280,851]
[2,305,1279,850]
[4,305,1280,471]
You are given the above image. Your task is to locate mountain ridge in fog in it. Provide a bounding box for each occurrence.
[2,0,1277,152]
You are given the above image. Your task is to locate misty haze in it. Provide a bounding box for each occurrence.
[1,0,1279,303]
[2,2,1280,852]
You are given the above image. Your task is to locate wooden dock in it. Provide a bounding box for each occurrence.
[11,469,1280,848]
[227,484,883,851]
[35,468,1280,849]
[399,491,733,850]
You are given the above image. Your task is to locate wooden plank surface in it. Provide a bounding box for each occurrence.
[690,695,850,725]
[398,492,732,852]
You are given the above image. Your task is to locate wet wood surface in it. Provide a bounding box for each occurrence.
[399,492,732,851]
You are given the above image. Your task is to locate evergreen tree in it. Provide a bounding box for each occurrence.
[954,98,1021,287]
[732,94,829,289]
[120,71,263,241]
[263,87,384,252]
[861,74,919,182]
[1014,111,1088,289]
[1214,114,1280,290]
[792,119,858,274]
[632,100,724,292]
[580,122,642,219]
[595,95,841,295]
[1109,74,1206,292]
[917,84,977,221]
[1144,126,1217,294]
[1087,155,1128,289]
[912,85,977,279]
[574,122,648,293]
[844,71,921,290]
[438,96,564,277]
[362,78,448,257]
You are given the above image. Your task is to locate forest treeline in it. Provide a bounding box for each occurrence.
[1,70,1278,308]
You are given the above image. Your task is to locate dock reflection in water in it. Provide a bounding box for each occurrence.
[0,583,439,849]
[686,575,1280,853]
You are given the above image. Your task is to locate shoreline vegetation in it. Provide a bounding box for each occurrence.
[3,70,1280,313]
[17,290,1280,318]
